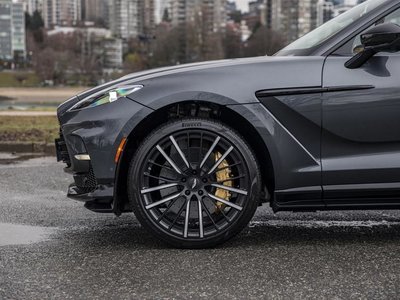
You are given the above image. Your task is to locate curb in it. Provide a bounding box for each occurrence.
[0,142,55,155]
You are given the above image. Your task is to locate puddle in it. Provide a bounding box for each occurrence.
[0,95,13,101]
[0,223,56,246]
[0,101,58,111]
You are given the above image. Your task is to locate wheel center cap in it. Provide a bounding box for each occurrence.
[187,177,202,191]
[191,178,198,190]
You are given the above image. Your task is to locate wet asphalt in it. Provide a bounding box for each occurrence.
[1,155,400,299]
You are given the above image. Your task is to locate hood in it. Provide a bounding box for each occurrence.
[58,55,325,115]
[57,57,270,115]
[78,58,243,100]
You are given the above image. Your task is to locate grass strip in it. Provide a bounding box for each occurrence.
[0,115,59,143]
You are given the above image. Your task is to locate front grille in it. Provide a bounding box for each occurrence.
[55,131,71,167]
[74,167,97,193]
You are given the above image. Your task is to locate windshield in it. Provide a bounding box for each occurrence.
[276,0,389,55]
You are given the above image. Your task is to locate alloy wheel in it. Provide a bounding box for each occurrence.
[138,129,250,239]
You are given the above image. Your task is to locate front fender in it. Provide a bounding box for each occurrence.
[226,103,322,206]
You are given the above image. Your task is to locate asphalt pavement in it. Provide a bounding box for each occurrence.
[1,155,400,299]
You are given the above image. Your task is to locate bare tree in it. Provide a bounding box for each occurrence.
[151,24,180,67]
[32,47,57,82]
[223,25,243,59]
[244,26,286,57]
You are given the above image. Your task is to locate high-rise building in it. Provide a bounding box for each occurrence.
[317,0,334,26]
[259,0,284,33]
[11,1,26,60]
[29,0,42,14]
[141,0,155,36]
[110,0,154,39]
[154,0,169,24]
[169,0,226,61]
[271,0,319,43]
[0,0,12,60]
[205,0,227,33]
[42,0,82,28]
[13,0,43,14]
[243,0,263,31]
[83,0,109,27]
[0,0,26,61]
[170,0,197,27]
[170,0,226,31]
[110,0,133,38]
[226,1,236,12]
[215,0,227,31]
[248,0,285,31]
[334,1,357,17]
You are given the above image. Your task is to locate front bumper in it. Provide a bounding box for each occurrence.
[55,96,153,213]
[55,131,111,203]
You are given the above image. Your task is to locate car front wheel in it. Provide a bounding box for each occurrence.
[128,118,261,248]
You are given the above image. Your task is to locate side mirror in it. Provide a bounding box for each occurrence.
[345,23,400,69]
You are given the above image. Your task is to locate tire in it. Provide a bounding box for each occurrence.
[128,118,261,248]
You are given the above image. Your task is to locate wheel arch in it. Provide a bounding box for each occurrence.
[114,100,275,214]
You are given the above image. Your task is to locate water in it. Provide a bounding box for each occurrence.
[0,101,58,111]
[0,153,49,165]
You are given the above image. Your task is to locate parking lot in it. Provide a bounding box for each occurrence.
[1,155,400,299]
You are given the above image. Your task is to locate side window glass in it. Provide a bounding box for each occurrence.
[384,8,400,26]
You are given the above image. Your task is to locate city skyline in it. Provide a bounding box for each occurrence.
[0,0,365,72]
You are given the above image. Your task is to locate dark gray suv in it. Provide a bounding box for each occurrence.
[56,0,400,248]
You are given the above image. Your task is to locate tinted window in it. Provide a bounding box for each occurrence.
[277,0,389,56]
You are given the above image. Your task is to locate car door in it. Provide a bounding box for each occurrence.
[321,7,400,205]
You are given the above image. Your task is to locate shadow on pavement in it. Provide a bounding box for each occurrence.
[55,220,400,251]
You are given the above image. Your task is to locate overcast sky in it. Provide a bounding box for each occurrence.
[230,0,250,13]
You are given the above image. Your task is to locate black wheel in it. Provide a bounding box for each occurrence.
[128,118,261,248]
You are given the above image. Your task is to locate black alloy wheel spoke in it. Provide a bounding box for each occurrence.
[168,199,187,230]
[144,172,178,184]
[157,196,182,222]
[205,197,231,224]
[148,160,175,172]
[200,197,219,231]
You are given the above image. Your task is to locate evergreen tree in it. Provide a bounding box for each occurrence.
[30,10,44,31]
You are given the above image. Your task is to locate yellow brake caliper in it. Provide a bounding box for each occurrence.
[214,152,233,212]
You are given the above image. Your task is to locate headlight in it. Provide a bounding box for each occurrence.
[70,85,143,111]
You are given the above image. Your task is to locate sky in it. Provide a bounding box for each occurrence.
[230,0,250,13]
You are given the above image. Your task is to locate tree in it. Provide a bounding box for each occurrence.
[243,26,286,57]
[28,30,104,85]
[228,10,242,24]
[25,12,31,29]
[26,11,45,45]
[14,72,29,85]
[29,10,44,31]
[202,32,224,61]
[31,47,56,82]
[124,53,146,73]
[223,24,243,59]
[150,24,180,67]
[162,8,170,22]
